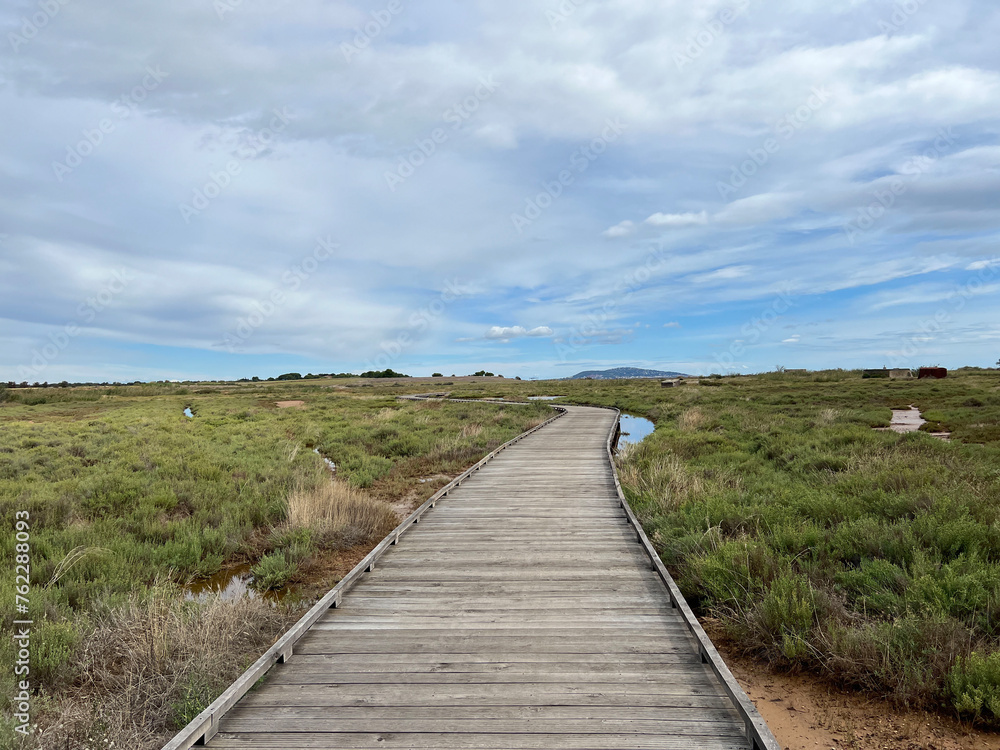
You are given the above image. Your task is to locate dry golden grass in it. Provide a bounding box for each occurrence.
[286,478,398,538]
[616,442,704,514]
[460,422,483,438]
[678,407,706,431]
[35,588,290,750]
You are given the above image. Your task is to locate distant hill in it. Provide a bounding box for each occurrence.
[568,367,689,380]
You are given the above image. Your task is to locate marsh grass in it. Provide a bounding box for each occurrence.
[31,586,289,750]
[286,476,396,536]
[0,384,551,745]
[677,407,706,431]
[615,442,703,517]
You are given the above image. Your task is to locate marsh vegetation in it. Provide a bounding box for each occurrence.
[4,369,1000,746]
[0,382,549,748]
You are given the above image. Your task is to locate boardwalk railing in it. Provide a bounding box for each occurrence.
[605,406,780,750]
[162,405,566,750]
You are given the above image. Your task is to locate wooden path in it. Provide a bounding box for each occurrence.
[168,404,777,750]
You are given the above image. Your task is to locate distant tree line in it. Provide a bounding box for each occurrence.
[241,369,411,382]
[3,369,413,390]
[4,380,136,389]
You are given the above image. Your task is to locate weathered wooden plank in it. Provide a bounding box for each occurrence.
[210,733,751,750]
[282,655,702,670]
[349,571,659,582]
[222,704,742,723]
[294,641,699,656]
[338,601,675,613]
[234,683,744,708]
[263,667,725,685]
[221,717,748,735]
[377,552,649,564]
[305,623,691,635]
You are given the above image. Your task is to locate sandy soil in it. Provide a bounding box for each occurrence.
[275,400,306,408]
[707,624,999,750]
[875,406,951,440]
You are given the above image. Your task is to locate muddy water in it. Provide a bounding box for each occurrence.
[185,565,256,601]
[183,450,338,602]
[184,565,297,603]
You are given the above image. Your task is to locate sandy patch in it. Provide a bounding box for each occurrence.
[706,622,999,750]
[276,400,306,409]
[875,406,951,441]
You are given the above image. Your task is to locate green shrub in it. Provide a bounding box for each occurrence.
[950,652,1000,724]
[32,620,80,689]
[753,574,816,659]
[609,368,1000,713]
[170,671,219,728]
[250,551,296,591]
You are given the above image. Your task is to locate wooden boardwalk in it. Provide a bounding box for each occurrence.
[173,404,777,750]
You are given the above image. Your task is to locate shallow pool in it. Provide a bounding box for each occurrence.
[184,564,298,603]
[618,414,655,446]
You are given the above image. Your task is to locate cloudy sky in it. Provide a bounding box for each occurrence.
[2,0,998,382]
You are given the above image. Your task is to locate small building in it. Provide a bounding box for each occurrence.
[889,369,913,380]
[661,379,682,388]
[918,367,948,379]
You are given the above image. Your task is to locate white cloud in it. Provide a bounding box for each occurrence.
[663,321,681,328]
[484,325,554,342]
[2,0,1000,380]
[644,211,708,228]
[691,265,753,284]
[602,220,635,238]
[714,193,802,226]
[967,259,1000,271]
